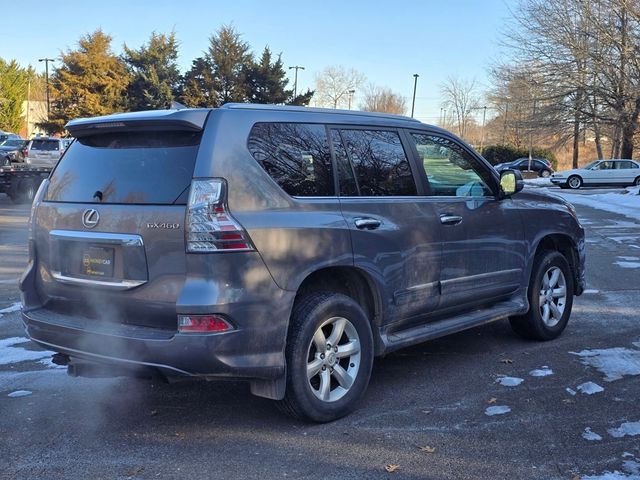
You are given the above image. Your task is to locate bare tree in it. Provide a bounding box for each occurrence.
[314,66,365,109]
[360,84,407,115]
[501,0,640,163]
[440,76,480,139]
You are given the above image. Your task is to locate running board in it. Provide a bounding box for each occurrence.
[381,301,527,354]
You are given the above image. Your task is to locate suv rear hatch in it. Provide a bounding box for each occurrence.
[30,110,210,331]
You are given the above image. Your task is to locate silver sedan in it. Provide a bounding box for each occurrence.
[551,159,640,189]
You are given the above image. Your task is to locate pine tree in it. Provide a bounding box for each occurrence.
[245,47,291,104]
[0,59,30,133]
[40,30,129,133]
[180,25,252,107]
[123,32,181,111]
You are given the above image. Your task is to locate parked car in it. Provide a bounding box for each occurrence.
[0,131,21,143]
[0,138,28,163]
[551,159,640,189]
[21,105,585,422]
[494,157,554,177]
[23,137,73,167]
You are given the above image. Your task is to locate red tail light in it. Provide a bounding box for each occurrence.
[186,179,254,253]
[178,314,233,333]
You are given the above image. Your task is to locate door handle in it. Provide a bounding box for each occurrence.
[440,214,463,225]
[354,218,381,230]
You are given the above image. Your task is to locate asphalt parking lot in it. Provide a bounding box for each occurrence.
[1,188,639,480]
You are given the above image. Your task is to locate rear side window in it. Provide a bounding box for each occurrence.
[31,140,59,151]
[247,123,334,197]
[338,129,417,196]
[46,131,201,204]
[618,161,637,169]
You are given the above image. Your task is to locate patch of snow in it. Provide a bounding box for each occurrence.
[0,302,21,314]
[7,390,32,398]
[496,376,524,387]
[618,256,640,261]
[572,347,640,382]
[529,366,554,377]
[615,261,640,269]
[609,236,640,243]
[485,405,511,416]
[0,336,52,366]
[577,381,605,395]
[633,342,640,349]
[583,427,603,441]
[583,289,600,294]
[524,178,552,187]
[581,460,640,480]
[37,358,66,369]
[609,421,640,439]
[566,387,577,396]
[623,453,635,459]
[549,186,640,222]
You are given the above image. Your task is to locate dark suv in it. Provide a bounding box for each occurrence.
[21,105,585,422]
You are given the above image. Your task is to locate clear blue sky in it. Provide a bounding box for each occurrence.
[0,0,514,123]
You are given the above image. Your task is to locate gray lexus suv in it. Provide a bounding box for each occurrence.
[21,104,585,422]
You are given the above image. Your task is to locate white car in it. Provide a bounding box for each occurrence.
[551,159,640,189]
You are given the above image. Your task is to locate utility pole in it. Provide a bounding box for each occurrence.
[26,78,31,138]
[288,65,305,99]
[411,73,419,118]
[38,57,55,118]
[347,89,355,110]
[479,105,487,152]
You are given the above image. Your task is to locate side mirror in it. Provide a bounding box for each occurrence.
[500,169,524,197]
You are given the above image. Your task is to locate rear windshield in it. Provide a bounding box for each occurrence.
[45,131,201,204]
[31,139,59,151]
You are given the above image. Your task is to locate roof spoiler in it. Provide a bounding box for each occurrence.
[65,108,211,138]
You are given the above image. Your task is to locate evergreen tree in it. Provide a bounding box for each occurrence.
[245,47,291,104]
[123,32,181,111]
[0,59,30,132]
[180,25,252,107]
[244,46,314,105]
[180,57,217,107]
[40,30,129,133]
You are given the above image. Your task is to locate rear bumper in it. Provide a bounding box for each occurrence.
[22,304,292,380]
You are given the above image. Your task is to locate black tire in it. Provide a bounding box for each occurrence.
[510,250,574,341]
[634,176,640,187]
[540,169,551,178]
[278,292,374,422]
[567,175,582,189]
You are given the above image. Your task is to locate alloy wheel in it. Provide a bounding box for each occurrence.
[306,316,361,402]
[538,266,567,327]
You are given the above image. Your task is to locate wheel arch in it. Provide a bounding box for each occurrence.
[291,266,384,355]
[531,234,582,295]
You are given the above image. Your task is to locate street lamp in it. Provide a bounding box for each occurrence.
[411,73,419,118]
[347,89,355,110]
[38,57,55,118]
[288,65,305,100]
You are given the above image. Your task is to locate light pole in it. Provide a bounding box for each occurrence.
[411,73,419,118]
[288,65,305,99]
[480,105,487,151]
[38,57,55,118]
[347,89,355,110]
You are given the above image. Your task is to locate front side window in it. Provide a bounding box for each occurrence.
[248,123,334,197]
[410,133,493,197]
[338,129,417,196]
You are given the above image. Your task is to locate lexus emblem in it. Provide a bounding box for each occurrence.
[82,209,100,229]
